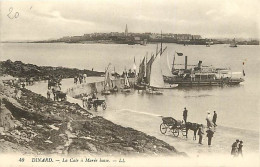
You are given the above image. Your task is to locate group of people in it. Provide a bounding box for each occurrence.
[182,107,217,128]
[74,74,87,84]
[196,123,214,146]
[182,108,217,146]
[231,139,243,157]
[81,93,97,108]
[47,84,62,101]
[182,107,244,156]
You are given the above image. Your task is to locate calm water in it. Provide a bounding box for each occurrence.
[1,43,259,132]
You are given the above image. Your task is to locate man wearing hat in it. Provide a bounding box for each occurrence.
[183,107,188,123]
[212,111,217,127]
[206,127,214,146]
[238,141,243,157]
[231,139,240,156]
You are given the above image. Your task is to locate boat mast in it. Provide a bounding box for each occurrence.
[160,30,163,55]
[172,52,176,73]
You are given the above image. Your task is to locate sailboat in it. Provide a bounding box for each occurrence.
[146,52,164,95]
[230,38,238,47]
[134,57,147,90]
[121,73,131,93]
[101,64,112,95]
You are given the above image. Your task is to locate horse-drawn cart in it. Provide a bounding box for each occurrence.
[160,117,186,137]
[87,98,107,111]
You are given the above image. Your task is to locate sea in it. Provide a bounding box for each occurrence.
[1,42,259,158]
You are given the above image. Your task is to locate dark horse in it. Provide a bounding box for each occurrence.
[48,81,56,89]
[185,122,200,140]
[53,90,67,101]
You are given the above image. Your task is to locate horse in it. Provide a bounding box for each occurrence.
[185,122,200,140]
[55,91,67,101]
[48,80,56,89]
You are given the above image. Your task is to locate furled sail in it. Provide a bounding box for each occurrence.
[145,55,154,84]
[137,57,146,84]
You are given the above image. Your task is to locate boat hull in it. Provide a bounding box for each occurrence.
[164,78,244,87]
[121,88,131,93]
[134,84,146,90]
[101,90,111,95]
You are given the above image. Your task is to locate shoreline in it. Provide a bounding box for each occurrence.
[0,76,184,156]
[24,77,259,156]
[1,41,259,45]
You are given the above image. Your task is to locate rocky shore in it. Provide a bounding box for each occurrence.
[0,60,104,80]
[0,76,184,156]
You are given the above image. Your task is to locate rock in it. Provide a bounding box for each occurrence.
[36,125,43,128]
[79,136,93,140]
[49,125,59,131]
[86,142,97,152]
[124,147,134,151]
[44,140,53,144]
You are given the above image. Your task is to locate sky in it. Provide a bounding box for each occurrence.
[1,0,259,41]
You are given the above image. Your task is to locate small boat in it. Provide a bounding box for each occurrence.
[110,85,118,93]
[145,47,164,94]
[134,83,146,90]
[206,41,213,47]
[230,38,238,47]
[146,87,163,95]
[101,63,112,95]
[134,56,147,90]
[121,73,131,93]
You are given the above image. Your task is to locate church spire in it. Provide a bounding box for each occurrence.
[125,24,128,36]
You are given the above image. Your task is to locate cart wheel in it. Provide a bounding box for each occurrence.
[160,123,168,134]
[102,102,107,110]
[173,129,179,137]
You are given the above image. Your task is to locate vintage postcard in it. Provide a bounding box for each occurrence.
[0,0,259,166]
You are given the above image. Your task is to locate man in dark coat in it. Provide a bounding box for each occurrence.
[231,139,239,156]
[206,127,214,146]
[213,111,217,126]
[197,124,204,144]
[183,107,188,123]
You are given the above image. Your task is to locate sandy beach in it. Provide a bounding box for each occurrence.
[25,78,259,158]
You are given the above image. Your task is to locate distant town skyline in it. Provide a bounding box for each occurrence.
[1,0,259,41]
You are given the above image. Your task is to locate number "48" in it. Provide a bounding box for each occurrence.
[19,158,25,162]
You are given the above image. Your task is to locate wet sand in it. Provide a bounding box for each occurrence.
[26,78,259,158]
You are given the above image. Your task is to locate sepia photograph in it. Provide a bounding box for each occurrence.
[0,0,259,166]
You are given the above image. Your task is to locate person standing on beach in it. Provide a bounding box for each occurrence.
[238,141,243,157]
[206,111,212,128]
[183,107,188,123]
[213,111,217,126]
[74,76,78,84]
[231,139,239,157]
[206,127,214,146]
[83,74,87,83]
[198,124,204,144]
[47,88,52,99]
